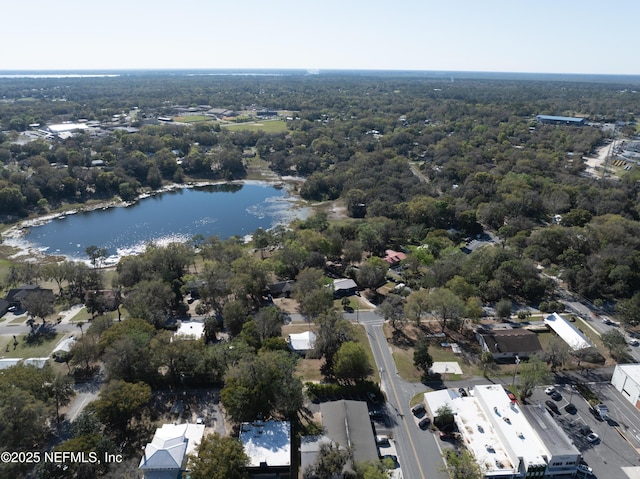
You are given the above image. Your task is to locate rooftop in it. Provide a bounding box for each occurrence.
[139,423,205,473]
[239,420,291,468]
[175,321,204,341]
[320,400,378,464]
[615,364,640,385]
[521,404,580,457]
[544,312,592,351]
[478,328,543,354]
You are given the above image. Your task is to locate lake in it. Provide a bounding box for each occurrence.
[14,182,308,264]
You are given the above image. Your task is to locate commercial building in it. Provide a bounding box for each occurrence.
[611,364,640,409]
[536,115,586,126]
[424,384,580,478]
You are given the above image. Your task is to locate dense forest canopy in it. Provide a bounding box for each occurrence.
[1,72,640,304]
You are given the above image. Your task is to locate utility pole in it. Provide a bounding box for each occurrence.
[512,356,521,386]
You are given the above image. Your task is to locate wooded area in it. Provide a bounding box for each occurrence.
[1,72,639,478]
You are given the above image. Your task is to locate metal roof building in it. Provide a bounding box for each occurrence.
[536,115,586,126]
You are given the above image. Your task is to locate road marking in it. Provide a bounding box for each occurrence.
[369,324,427,479]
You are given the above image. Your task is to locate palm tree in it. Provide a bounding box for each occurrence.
[77,321,85,337]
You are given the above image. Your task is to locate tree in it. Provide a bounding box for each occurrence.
[188,433,249,479]
[413,335,433,375]
[85,245,107,269]
[223,300,248,336]
[90,380,151,435]
[378,293,405,329]
[425,288,465,332]
[221,350,303,423]
[123,279,173,327]
[495,299,512,320]
[353,460,391,479]
[600,329,628,358]
[516,356,550,402]
[543,336,570,371]
[314,311,354,376]
[434,404,454,428]
[404,289,430,325]
[294,268,334,320]
[616,292,640,327]
[356,256,389,295]
[481,351,494,377]
[333,341,372,383]
[444,449,482,479]
[43,373,74,423]
[303,442,350,479]
[21,290,54,324]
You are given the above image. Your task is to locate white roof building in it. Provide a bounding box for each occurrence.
[139,423,205,479]
[425,384,579,478]
[174,322,205,341]
[288,331,316,354]
[239,420,291,476]
[52,335,77,354]
[0,358,21,370]
[544,312,593,351]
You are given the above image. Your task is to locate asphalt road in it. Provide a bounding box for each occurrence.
[349,309,449,479]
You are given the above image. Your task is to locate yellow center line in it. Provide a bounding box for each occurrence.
[370,324,427,479]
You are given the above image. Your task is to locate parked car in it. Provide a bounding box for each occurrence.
[411,403,426,416]
[545,400,560,414]
[629,339,639,347]
[550,391,562,401]
[579,425,592,436]
[564,403,577,414]
[544,386,556,395]
[578,463,593,475]
[418,417,431,429]
[506,391,517,402]
[367,392,380,405]
[586,432,600,443]
[458,387,468,397]
[438,431,456,441]
[375,435,390,446]
[369,409,383,419]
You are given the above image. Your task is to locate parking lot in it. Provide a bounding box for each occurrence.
[531,382,640,479]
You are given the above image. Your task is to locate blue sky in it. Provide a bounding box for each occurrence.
[2,0,638,74]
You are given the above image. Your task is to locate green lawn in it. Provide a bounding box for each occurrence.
[352,324,380,383]
[0,332,64,359]
[223,120,288,133]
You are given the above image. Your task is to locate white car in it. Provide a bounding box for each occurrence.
[578,464,593,475]
[544,386,556,395]
[586,432,600,443]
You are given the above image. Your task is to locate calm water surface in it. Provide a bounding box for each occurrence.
[21,183,306,263]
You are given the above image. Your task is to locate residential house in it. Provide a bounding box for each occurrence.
[287,331,316,355]
[268,280,295,298]
[240,420,292,478]
[476,326,543,361]
[383,249,406,267]
[320,400,378,474]
[139,423,205,479]
[6,285,53,310]
[332,278,358,298]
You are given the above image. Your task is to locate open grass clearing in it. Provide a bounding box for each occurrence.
[0,332,64,359]
[173,115,212,123]
[223,120,288,133]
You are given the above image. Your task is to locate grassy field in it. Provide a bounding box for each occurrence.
[173,115,212,123]
[0,332,64,359]
[223,120,288,133]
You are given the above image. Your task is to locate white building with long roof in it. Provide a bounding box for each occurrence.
[426,384,580,478]
[544,312,593,351]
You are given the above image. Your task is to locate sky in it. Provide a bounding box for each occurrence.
[2,0,639,74]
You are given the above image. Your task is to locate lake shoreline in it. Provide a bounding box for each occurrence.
[1,176,307,265]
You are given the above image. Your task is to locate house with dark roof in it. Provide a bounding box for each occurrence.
[0,298,9,317]
[268,280,295,298]
[319,400,378,474]
[6,285,53,310]
[476,327,543,361]
[332,278,358,298]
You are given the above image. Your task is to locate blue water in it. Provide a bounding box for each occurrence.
[21,183,306,263]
